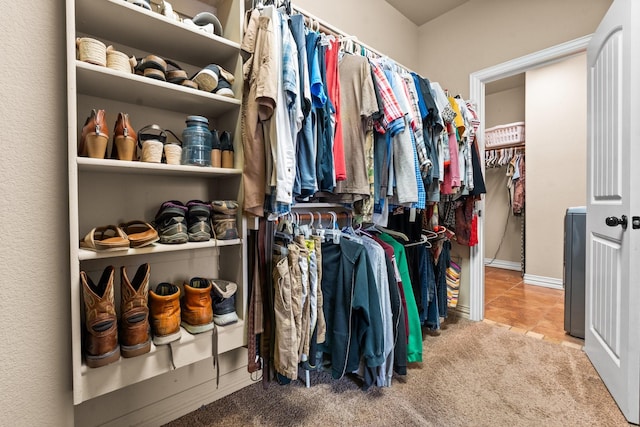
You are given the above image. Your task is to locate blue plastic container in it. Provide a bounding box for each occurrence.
[181,115,212,166]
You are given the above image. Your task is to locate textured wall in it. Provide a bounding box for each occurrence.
[525,53,587,280]
[0,0,73,425]
[418,0,612,98]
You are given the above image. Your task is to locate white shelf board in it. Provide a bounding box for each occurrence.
[78,320,245,402]
[79,238,242,261]
[75,0,240,66]
[76,61,240,117]
[77,156,241,177]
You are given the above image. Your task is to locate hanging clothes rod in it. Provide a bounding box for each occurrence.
[485,141,526,150]
[291,5,417,75]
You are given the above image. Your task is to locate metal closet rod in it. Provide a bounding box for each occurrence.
[291,4,417,75]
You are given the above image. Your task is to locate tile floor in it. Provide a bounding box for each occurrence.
[484,266,584,347]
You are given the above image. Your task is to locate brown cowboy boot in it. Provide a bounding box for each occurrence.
[81,266,120,368]
[181,278,214,334]
[149,282,182,345]
[119,263,152,358]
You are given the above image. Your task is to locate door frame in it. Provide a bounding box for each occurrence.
[467,35,592,321]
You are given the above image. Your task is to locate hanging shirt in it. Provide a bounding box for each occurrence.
[325,38,346,181]
[334,54,379,199]
[378,233,423,363]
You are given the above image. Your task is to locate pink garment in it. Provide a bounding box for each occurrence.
[441,123,461,195]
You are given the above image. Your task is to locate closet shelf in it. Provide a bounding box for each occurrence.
[76,61,241,117]
[75,0,241,65]
[78,239,242,261]
[76,320,245,402]
[77,157,242,178]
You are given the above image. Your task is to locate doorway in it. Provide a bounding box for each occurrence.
[468,35,592,322]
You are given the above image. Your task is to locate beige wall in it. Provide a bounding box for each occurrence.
[0,0,74,425]
[485,86,525,266]
[294,0,420,71]
[418,0,612,98]
[525,53,587,280]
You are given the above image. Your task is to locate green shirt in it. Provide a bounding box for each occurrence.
[379,233,423,363]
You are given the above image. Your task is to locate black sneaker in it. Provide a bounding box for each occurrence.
[154,200,188,244]
[210,279,238,326]
[186,200,211,242]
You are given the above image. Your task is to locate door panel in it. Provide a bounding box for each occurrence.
[586,0,640,423]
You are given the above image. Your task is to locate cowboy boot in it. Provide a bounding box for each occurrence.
[119,263,152,358]
[81,266,120,368]
[181,278,214,334]
[149,282,182,345]
[79,109,109,158]
[111,112,137,161]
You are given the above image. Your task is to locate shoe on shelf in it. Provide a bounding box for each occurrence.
[149,282,182,345]
[192,64,219,93]
[81,266,120,368]
[106,45,132,74]
[220,131,234,168]
[119,263,152,358]
[162,129,183,165]
[186,11,223,36]
[138,124,167,163]
[214,77,234,98]
[181,278,214,334]
[79,224,130,252]
[154,200,188,244]
[132,54,167,81]
[210,200,239,240]
[76,37,107,67]
[79,109,109,158]
[186,200,212,242]
[210,129,221,168]
[110,112,137,161]
[211,279,238,326]
[118,220,159,248]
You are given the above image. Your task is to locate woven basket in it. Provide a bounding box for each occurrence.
[76,37,107,67]
[484,121,525,148]
[106,46,132,74]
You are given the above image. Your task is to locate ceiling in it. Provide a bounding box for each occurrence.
[385,0,470,26]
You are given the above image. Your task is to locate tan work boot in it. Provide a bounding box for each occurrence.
[149,282,182,345]
[81,266,120,368]
[181,278,214,334]
[119,263,152,357]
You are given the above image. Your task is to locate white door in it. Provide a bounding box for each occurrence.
[585,0,640,423]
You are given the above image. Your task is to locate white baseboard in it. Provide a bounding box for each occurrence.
[523,274,564,290]
[450,304,470,319]
[484,259,521,271]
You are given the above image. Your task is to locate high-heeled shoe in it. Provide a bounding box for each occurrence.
[79,109,109,158]
[110,112,137,161]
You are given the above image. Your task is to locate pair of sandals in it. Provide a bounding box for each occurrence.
[80,221,159,252]
[137,125,183,164]
[131,55,199,89]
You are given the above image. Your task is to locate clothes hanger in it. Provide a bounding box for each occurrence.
[404,234,432,248]
[373,225,409,242]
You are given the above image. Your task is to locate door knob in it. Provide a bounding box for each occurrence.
[605,215,628,229]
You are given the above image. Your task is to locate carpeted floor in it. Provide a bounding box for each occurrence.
[165,316,628,427]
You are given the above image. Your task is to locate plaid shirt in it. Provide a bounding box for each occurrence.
[370,60,404,136]
[403,74,431,179]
